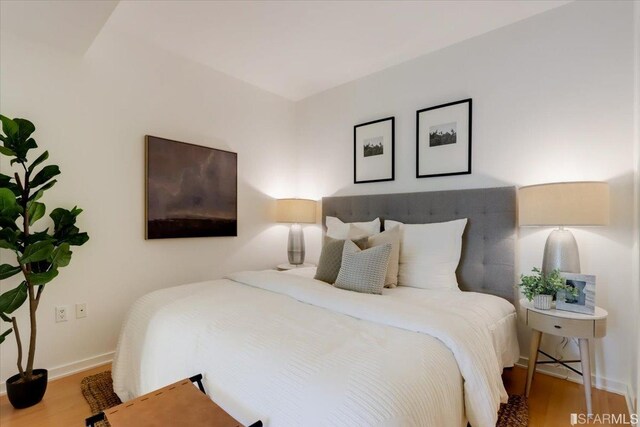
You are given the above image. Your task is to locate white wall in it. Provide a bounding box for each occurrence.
[1,0,638,407]
[633,0,640,415]
[296,1,637,396]
[0,29,298,383]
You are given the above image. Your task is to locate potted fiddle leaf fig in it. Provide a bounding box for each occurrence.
[0,115,89,409]
[519,267,577,310]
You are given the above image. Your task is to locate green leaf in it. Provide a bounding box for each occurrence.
[23,230,52,246]
[0,174,19,197]
[30,165,60,188]
[13,118,35,141]
[0,188,22,220]
[0,146,16,157]
[0,115,18,139]
[51,243,72,267]
[28,180,56,200]
[27,201,46,225]
[0,173,11,186]
[27,150,49,173]
[29,189,43,203]
[0,328,13,344]
[28,268,58,286]
[49,207,89,247]
[66,232,89,246]
[0,313,11,322]
[0,264,21,280]
[0,228,19,250]
[19,241,54,265]
[50,207,78,232]
[0,282,27,314]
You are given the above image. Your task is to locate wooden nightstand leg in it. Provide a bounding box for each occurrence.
[579,338,593,415]
[525,329,542,397]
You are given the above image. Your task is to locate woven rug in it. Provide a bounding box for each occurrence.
[81,371,121,427]
[81,371,528,426]
[497,394,529,427]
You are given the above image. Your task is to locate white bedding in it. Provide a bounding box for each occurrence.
[286,267,520,370]
[112,269,519,427]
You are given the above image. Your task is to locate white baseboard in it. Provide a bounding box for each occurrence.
[0,351,114,396]
[516,354,640,422]
[627,383,638,425]
[516,356,628,396]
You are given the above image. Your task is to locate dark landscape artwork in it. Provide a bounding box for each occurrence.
[429,122,457,147]
[146,136,237,239]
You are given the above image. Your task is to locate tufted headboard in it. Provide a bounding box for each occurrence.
[322,187,517,302]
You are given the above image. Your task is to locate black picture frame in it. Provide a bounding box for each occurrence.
[416,98,472,178]
[353,116,395,184]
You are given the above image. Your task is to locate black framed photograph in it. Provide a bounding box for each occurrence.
[354,117,395,183]
[557,273,596,315]
[416,98,472,178]
[146,135,238,239]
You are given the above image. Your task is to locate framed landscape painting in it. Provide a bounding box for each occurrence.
[416,98,472,178]
[145,136,237,239]
[354,116,395,183]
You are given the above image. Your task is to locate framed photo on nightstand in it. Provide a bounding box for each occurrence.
[557,273,596,315]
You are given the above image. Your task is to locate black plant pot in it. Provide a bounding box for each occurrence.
[5,369,48,409]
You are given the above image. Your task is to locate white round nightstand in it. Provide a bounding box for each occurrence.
[520,298,608,415]
[276,263,315,271]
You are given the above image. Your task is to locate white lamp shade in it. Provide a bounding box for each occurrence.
[276,199,317,224]
[518,181,609,226]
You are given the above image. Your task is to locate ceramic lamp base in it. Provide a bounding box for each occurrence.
[542,227,580,276]
[287,224,305,265]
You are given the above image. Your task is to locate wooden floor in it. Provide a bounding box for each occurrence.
[503,367,630,427]
[0,365,630,426]
[0,364,110,427]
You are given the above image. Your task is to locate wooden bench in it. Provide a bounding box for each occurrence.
[86,374,262,427]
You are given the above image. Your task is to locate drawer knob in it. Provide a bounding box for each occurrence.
[554,325,562,329]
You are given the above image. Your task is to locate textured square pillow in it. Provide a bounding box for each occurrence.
[367,225,401,288]
[385,218,467,290]
[325,216,381,239]
[314,236,368,284]
[334,240,391,295]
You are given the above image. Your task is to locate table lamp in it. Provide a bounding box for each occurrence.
[518,182,609,275]
[276,198,316,265]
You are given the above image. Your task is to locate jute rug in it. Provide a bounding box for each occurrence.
[81,371,528,426]
[81,371,121,427]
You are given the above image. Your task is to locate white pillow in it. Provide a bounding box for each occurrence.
[385,218,467,290]
[367,225,401,288]
[325,216,380,239]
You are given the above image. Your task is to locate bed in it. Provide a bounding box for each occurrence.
[112,187,520,427]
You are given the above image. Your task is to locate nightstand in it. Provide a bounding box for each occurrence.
[276,263,315,271]
[521,298,608,414]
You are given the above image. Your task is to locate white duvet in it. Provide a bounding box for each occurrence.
[112,269,519,427]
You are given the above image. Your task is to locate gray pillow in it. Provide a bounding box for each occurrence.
[334,240,391,295]
[314,236,367,284]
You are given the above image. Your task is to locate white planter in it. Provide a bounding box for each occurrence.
[533,294,553,310]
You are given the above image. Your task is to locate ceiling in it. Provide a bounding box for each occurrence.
[1,0,571,101]
[0,0,118,55]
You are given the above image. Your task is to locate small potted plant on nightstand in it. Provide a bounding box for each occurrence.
[519,267,577,310]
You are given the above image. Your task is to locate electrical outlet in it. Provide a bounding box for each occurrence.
[76,303,87,319]
[55,306,68,322]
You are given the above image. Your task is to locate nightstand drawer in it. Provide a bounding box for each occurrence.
[527,310,596,338]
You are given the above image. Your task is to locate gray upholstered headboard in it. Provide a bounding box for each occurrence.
[322,187,517,302]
